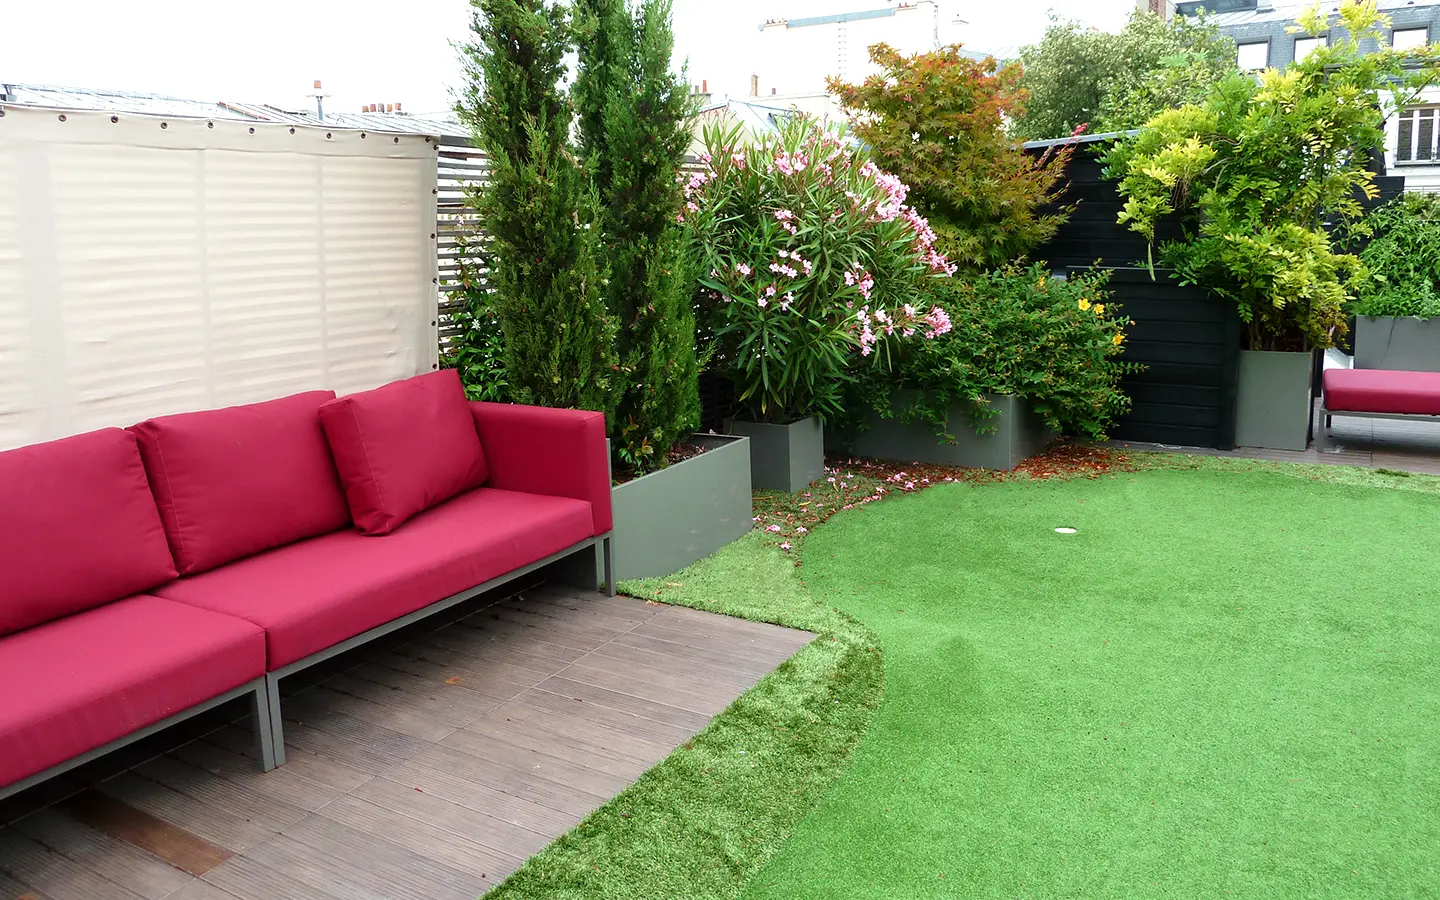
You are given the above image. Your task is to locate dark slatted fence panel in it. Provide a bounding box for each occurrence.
[1073,267,1242,450]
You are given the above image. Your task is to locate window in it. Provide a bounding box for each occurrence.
[1396,107,1440,163]
[1393,28,1429,51]
[1294,36,1327,61]
[1237,41,1269,70]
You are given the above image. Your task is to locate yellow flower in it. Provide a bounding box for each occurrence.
[1112,332,1125,346]
[1093,303,1105,317]
[1077,298,1091,311]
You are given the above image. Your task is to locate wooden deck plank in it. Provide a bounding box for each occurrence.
[370,646,543,705]
[578,638,767,691]
[474,702,675,767]
[93,775,273,854]
[0,829,146,900]
[281,815,489,900]
[158,880,242,900]
[509,686,700,748]
[434,727,634,800]
[608,630,784,678]
[314,795,523,882]
[198,728,373,796]
[201,851,350,900]
[536,674,725,729]
[287,684,458,743]
[348,776,555,859]
[12,807,196,898]
[0,587,811,899]
[558,659,739,717]
[335,664,503,726]
[0,865,57,900]
[377,758,583,838]
[127,758,308,837]
[167,741,352,814]
[403,742,612,818]
[460,709,658,779]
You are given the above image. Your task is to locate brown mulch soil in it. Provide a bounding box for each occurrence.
[611,441,713,486]
[752,444,1134,555]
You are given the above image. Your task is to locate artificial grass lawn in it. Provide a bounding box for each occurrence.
[747,465,1440,898]
[482,531,883,899]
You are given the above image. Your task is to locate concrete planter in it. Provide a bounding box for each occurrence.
[836,392,1056,470]
[724,416,824,492]
[609,434,753,581]
[1235,350,1313,451]
[1354,316,1440,372]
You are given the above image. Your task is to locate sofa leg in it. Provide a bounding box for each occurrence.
[264,673,286,768]
[251,681,278,772]
[603,535,616,598]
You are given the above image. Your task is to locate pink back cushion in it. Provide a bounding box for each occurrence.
[319,370,490,535]
[0,429,178,635]
[129,391,352,575]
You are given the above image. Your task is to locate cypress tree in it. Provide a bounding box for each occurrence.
[456,0,613,413]
[575,0,699,473]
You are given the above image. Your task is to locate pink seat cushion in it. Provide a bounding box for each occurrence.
[1323,368,1440,416]
[155,487,593,669]
[130,391,352,575]
[0,429,177,636]
[319,370,490,535]
[0,595,264,789]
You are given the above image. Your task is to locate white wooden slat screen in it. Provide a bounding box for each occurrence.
[0,105,439,451]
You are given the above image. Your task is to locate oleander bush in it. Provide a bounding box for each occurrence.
[684,117,954,424]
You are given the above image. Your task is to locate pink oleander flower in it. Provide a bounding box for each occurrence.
[765,285,776,297]
[766,524,782,533]
[795,526,808,534]
[737,263,751,277]
[757,297,768,308]
[779,541,792,551]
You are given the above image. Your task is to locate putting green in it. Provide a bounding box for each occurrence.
[745,469,1440,898]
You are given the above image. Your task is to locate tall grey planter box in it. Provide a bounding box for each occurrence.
[724,416,824,492]
[609,434,753,582]
[1354,316,1440,372]
[1235,350,1313,451]
[838,392,1056,470]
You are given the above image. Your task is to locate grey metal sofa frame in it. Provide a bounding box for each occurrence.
[260,532,614,767]
[0,677,278,802]
[0,533,612,800]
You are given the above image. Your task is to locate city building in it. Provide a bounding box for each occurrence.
[1176,0,1440,188]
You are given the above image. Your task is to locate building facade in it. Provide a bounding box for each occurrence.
[1177,0,1440,188]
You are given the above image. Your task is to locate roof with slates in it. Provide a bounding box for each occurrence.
[1,82,470,137]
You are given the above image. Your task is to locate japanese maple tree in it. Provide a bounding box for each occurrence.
[829,44,1074,273]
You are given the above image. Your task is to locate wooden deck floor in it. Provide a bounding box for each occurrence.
[0,585,814,900]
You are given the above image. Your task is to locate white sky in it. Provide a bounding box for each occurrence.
[1,0,1130,116]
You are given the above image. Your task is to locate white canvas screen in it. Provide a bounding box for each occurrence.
[0,105,438,451]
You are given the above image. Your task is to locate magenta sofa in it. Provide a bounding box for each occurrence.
[0,371,613,796]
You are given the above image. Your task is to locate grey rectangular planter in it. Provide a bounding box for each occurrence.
[838,392,1056,471]
[1235,350,1313,451]
[609,434,753,582]
[724,416,824,492]
[1354,316,1440,372]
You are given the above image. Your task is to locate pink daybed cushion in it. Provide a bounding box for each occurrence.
[319,370,490,535]
[129,391,352,575]
[0,596,265,788]
[1323,368,1440,416]
[0,429,177,636]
